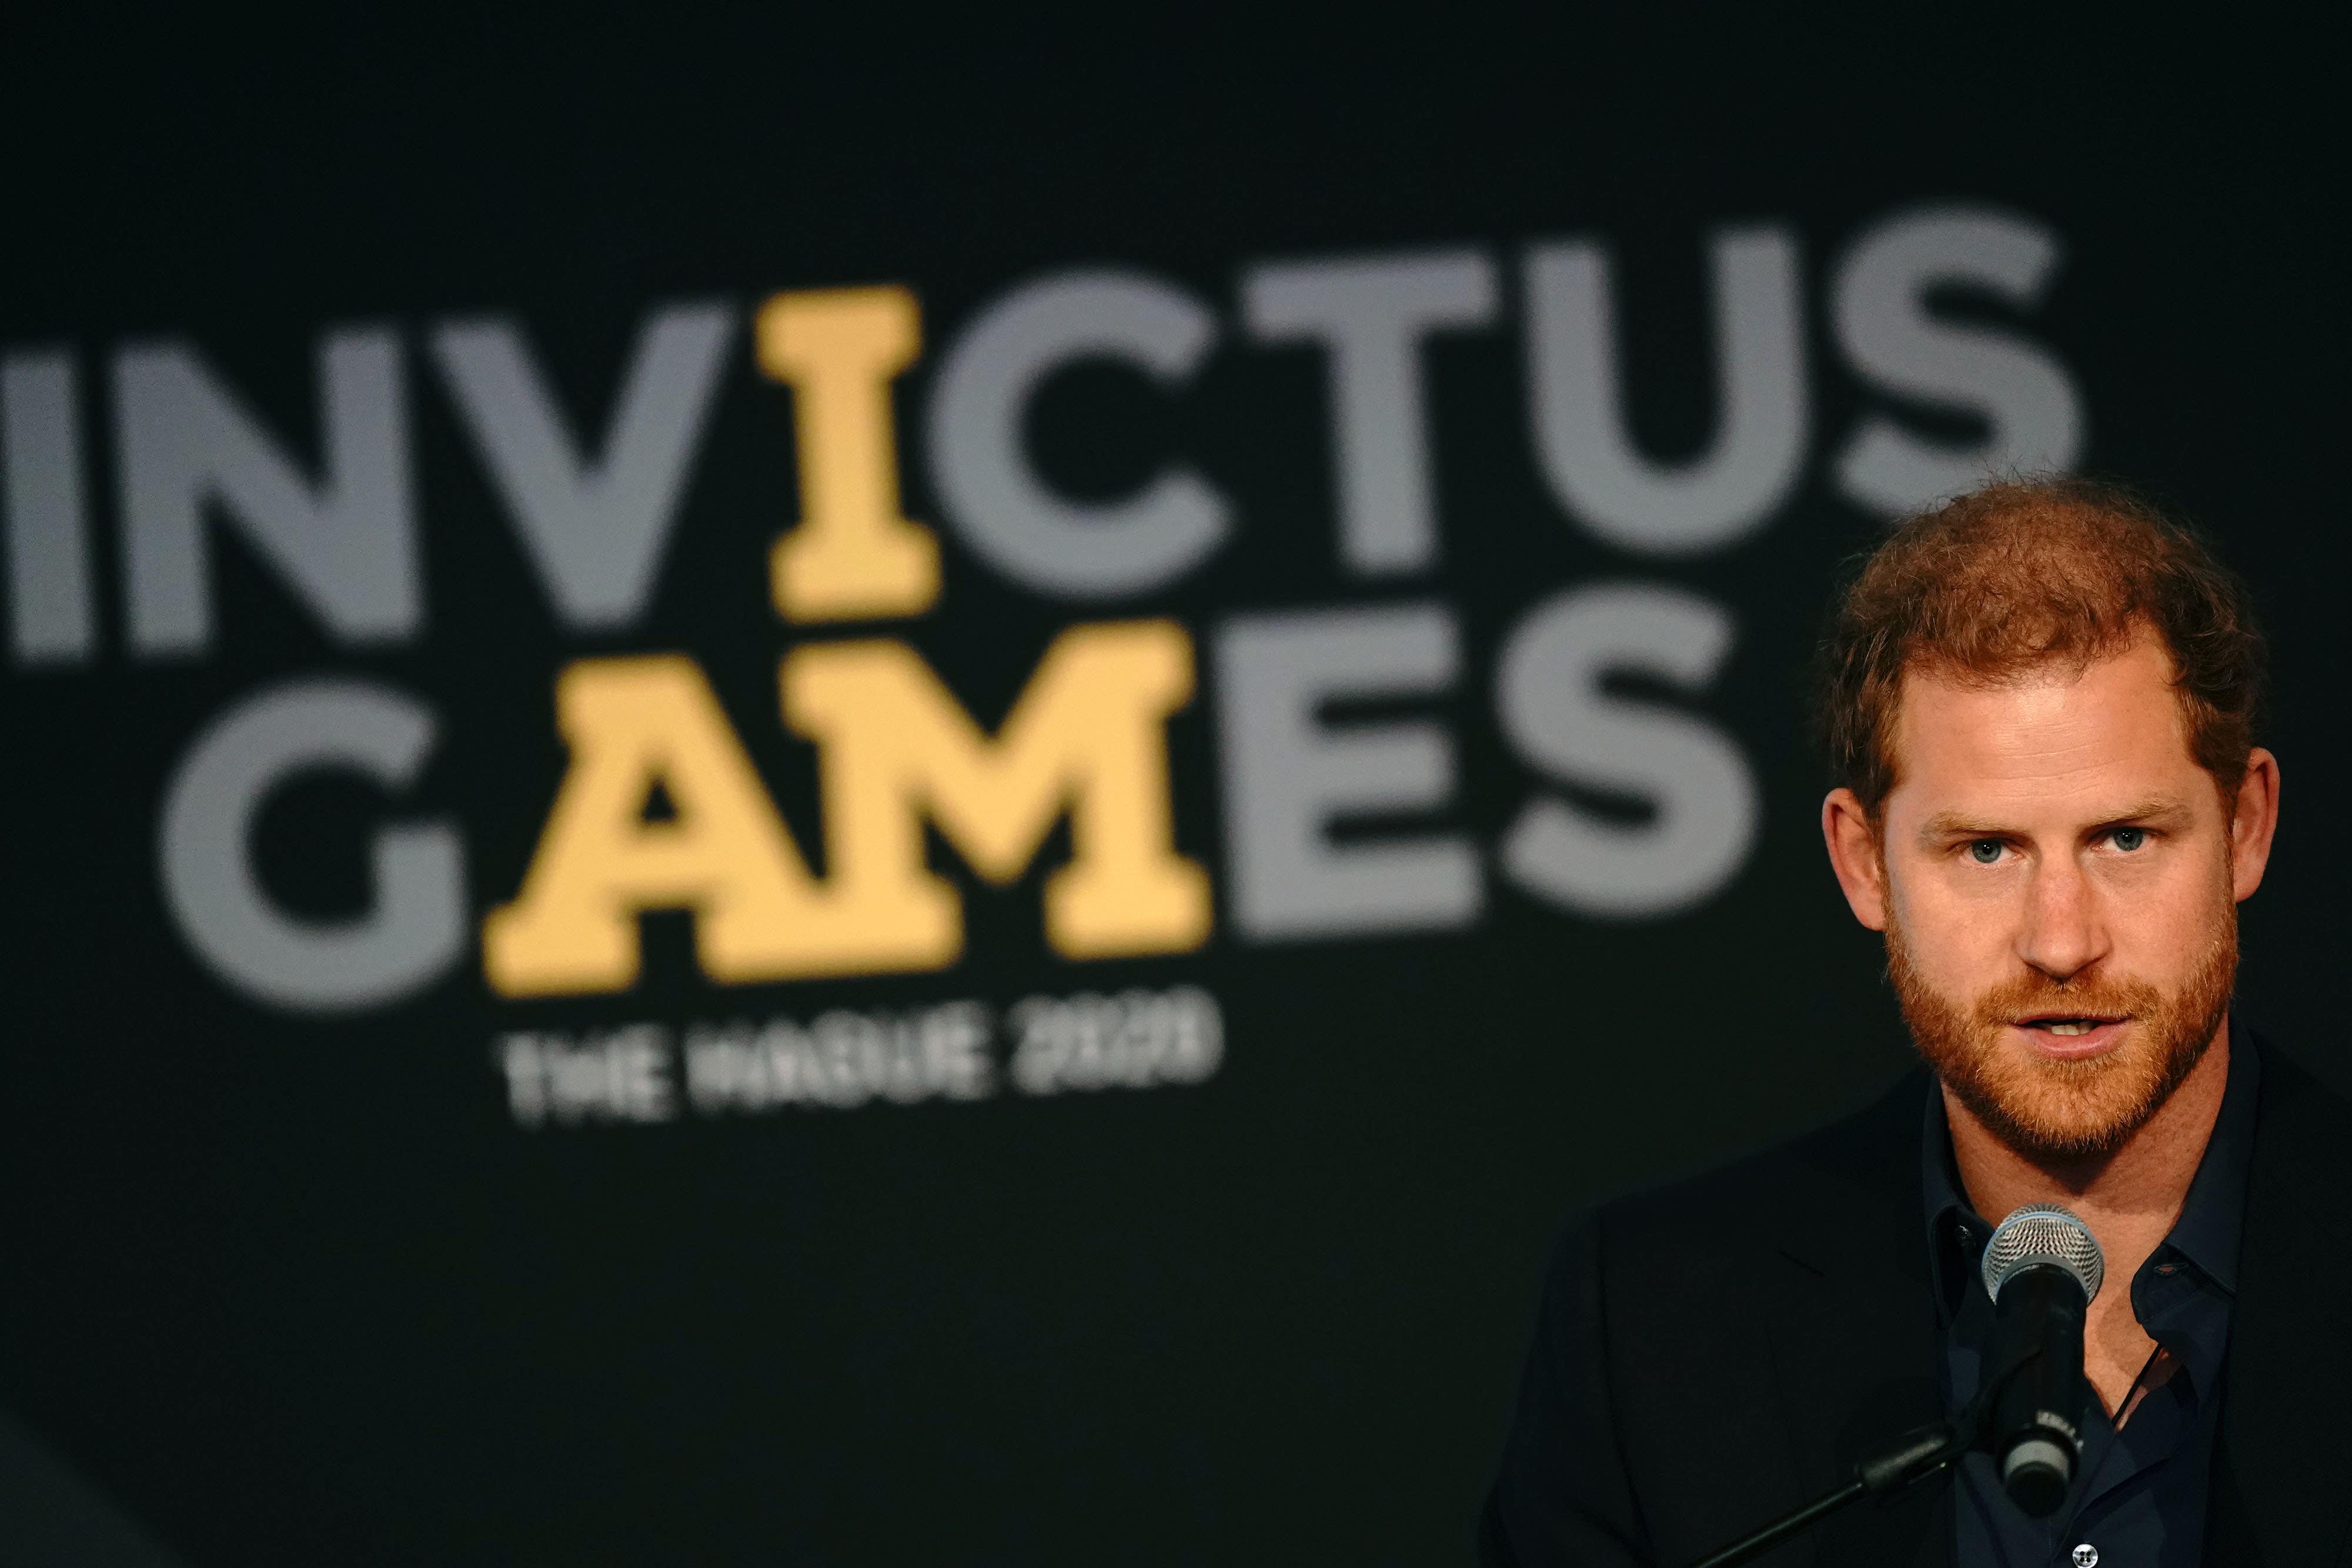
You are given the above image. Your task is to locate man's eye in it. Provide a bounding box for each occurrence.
[1969,840,2003,864]
[2112,827,2147,852]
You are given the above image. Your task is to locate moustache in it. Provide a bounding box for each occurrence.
[1966,970,2161,1029]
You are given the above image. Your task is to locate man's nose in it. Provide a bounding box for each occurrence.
[2017,854,2109,983]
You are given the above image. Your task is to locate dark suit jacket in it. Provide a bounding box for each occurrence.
[1478,1038,2352,1567]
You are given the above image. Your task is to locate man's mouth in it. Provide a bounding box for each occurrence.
[2010,1014,2130,1048]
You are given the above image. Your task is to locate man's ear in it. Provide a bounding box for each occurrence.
[1822,787,1889,931]
[2229,747,2281,902]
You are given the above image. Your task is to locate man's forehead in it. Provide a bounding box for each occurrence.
[1884,638,2210,820]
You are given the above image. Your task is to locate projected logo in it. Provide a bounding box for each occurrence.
[0,207,2082,1121]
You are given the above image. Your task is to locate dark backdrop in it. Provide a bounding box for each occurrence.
[1,18,2341,1566]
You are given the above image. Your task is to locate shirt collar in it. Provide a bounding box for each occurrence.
[2160,1014,2259,1294]
[1921,1084,1979,1321]
[1919,1014,2261,1305]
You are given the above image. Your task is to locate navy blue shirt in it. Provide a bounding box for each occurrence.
[1923,1021,2259,1566]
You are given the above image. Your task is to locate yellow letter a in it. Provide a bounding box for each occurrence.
[783,619,1213,969]
[482,655,828,996]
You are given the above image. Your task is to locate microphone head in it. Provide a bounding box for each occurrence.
[1980,1203,2103,1305]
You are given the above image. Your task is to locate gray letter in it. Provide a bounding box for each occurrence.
[430,302,733,630]
[1525,228,1807,554]
[496,1035,553,1127]
[1496,584,1755,917]
[1832,207,2083,517]
[2,350,96,664]
[1215,603,1479,940]
[158,678,466,1011]
[117,329,417,656]
[926,271,1227,598]
[1242,250,1496,574]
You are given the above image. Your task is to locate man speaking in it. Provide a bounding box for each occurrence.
[1480,480,2352,1565]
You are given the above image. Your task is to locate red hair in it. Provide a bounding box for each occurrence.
[1818,479,2266,813]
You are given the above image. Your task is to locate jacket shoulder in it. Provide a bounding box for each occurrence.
[1584,1065,1930,1281]
[2250,1035,2352,1246]
[2254,1035,2352,1141]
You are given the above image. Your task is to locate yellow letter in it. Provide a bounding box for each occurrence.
[783,620,1212,965]
[759,286,940,622]
[483,655,831,995]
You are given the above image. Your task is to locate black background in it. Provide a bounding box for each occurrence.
[1,16,2342,1565]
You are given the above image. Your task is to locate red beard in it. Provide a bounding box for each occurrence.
[1886,907,2237,1163]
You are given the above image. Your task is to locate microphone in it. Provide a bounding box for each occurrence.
[1979,1204,2104,1517]
[1685,1204,2103,1566]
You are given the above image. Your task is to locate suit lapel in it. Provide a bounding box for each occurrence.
[1762,1071,1955,1567]
[2209,1045,2352,1566]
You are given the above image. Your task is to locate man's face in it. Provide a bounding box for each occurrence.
[1825,633,2271,1164]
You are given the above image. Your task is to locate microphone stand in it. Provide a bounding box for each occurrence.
[1687,1313,2086,1567]
[1685,1416,1974,1568]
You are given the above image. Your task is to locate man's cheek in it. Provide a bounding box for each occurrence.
[2119,857,2229,964]
[1941,920,2028,1007]
[1902,875,2013,957]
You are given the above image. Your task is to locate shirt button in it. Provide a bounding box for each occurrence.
[2072,1546,2099,1568]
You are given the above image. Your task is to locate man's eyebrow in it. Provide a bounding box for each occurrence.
[1915,799,2196,843]
[1917,811,2007,842]
[2097,797,2196,828]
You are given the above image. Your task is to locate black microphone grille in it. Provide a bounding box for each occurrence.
[1980,1203,2104,1304]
